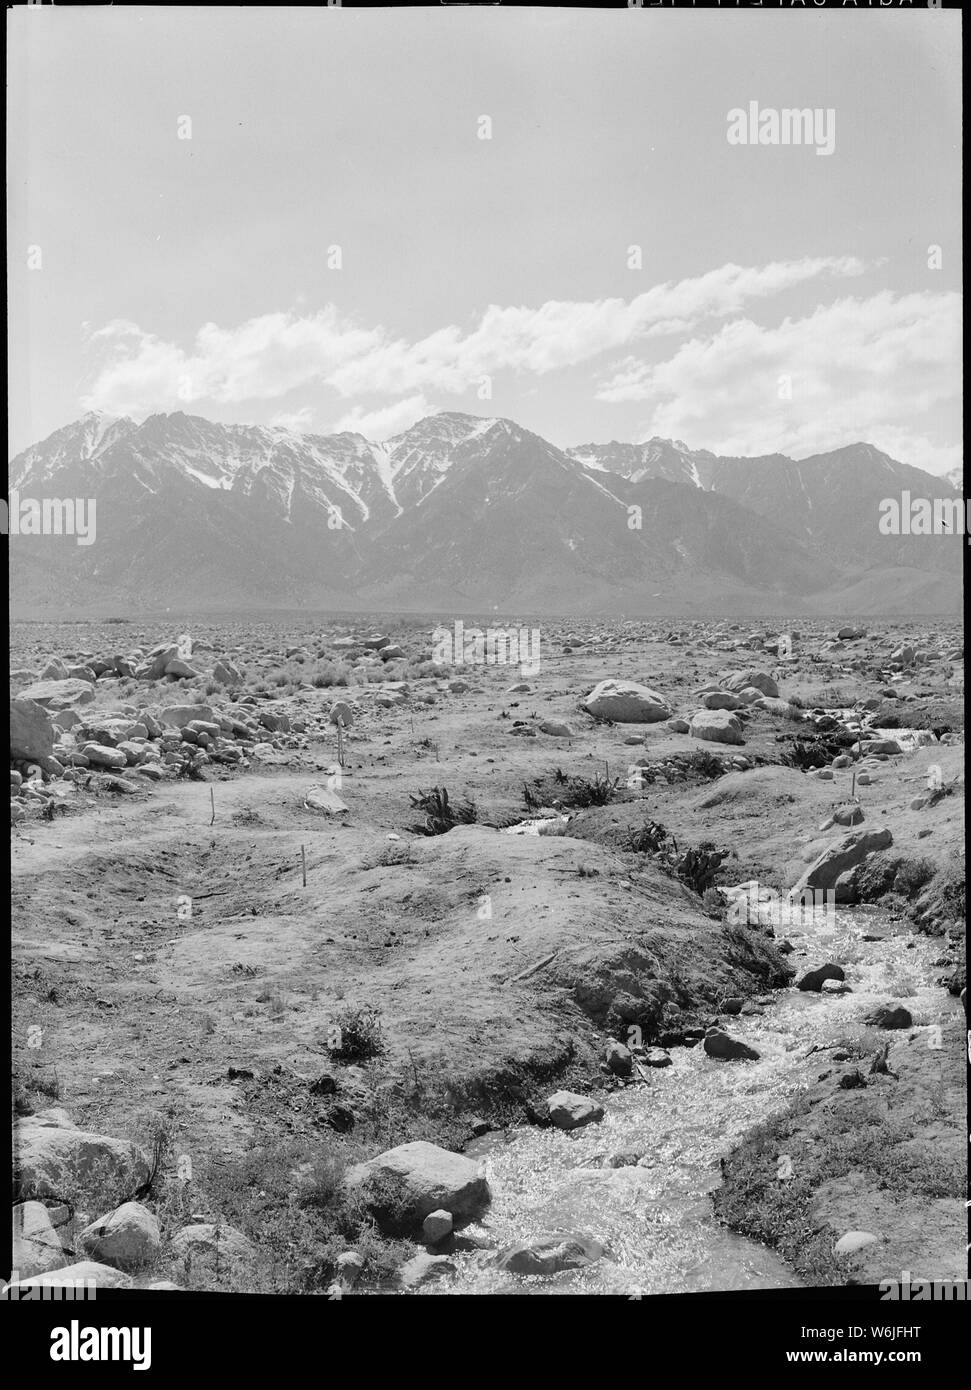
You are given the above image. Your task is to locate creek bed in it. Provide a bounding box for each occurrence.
[427,905,953,1295]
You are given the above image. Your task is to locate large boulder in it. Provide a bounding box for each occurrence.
[583,680,670,723]
[12,1201,68,1279]
[78,1201,160,1271]
[791,828,893,899]
[10,699,55,762]
[722,670,779,698]
[16,679,95,710]
[344,1141,490,1230]
[14,1119,150,1202]
[689,709,745,745]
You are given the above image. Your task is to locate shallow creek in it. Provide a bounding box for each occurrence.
[427,904,952,1295]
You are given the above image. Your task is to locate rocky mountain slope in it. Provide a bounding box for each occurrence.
[8,411,963,615]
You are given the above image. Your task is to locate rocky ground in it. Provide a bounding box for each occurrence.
[8,616,965,1294]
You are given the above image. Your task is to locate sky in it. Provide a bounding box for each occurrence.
[7,6,962,474]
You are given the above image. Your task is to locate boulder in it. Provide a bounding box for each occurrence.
[722,670,779,698]
[642,1047,672,1068]
[81,743,128,769]
[798,964,846,992]
[547,1091,605,1130]
[422,1210,454,1245]
[583,680,670,723]
[494,1233,605,1277]
[701,690,742,710]
[2,1261,133,1297]
[866,1003,913,1030]
[703,1031,760,1061]
[344,1141,490,1229]
[833,1230,879,1255]
[304,786,348,814]
[164,659,201,679]
[837,626,866,641]
[14,1120,150,1202]
[168,1222,255,1275]
[159,704,216,729]
[212,658,243,685]
[12,1201,68,1279]
[10,699,55,762]
[539,720,572,737]
[690,709,745,745]
[17,679,95,710]
[78,1202,160,1271]
[604,1041,633,1077]
[791,828,893,899]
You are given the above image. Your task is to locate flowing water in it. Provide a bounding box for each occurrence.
[429,904,953,1296]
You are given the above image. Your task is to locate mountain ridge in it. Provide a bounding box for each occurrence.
[7,410,963,617]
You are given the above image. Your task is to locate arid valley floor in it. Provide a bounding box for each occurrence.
[9,616,965,1296]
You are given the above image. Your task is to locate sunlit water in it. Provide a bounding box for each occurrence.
[426,905,953,1295]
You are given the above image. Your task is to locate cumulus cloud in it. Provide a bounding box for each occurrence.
[269,406,316,432]
[596,290,962,476]
[329,395,435,441]
[80,257,868,415]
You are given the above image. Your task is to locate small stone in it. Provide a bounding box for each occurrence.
[833,1230,879,1255]
[422,1210,453,1245]
[547,1091,605,1130]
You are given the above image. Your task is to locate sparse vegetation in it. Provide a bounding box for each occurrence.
[409,786,477,835]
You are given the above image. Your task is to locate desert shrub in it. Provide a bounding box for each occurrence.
[702,886,725,918]
[628,820,668,854]
[311,662,350,688]
[671,842,728,895]
[409,786,477,835]
[328,1006,385,1061]
[681,749,725,779]
[893,857,937,899]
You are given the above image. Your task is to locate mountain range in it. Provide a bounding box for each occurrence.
[7,410,963,616]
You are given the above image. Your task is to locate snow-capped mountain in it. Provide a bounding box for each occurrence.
[7,410,963,615]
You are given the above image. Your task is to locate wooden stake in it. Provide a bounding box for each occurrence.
[301,844,307,887]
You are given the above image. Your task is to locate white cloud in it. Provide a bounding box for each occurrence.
[269,406,315,432]
[330,395,435,441]
[597,290,962,476]
[80,257,869,415]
